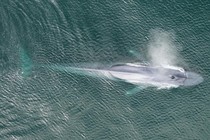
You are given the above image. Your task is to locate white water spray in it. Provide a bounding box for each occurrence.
[147,29,182,67]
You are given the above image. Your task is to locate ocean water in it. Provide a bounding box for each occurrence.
[0,0,210,139]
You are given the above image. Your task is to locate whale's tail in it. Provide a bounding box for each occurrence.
[19,47,33,77]
[18,47,105,78]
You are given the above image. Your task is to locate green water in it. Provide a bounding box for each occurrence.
[1,0,210,139]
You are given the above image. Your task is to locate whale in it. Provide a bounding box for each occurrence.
[19,48,203,94]
[42,62,203,95]
[50,63,203,88]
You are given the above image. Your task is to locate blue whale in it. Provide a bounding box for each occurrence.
[48,63,203,89]
[20,48,203,94]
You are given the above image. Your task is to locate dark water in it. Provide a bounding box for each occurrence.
[1,0,210,139]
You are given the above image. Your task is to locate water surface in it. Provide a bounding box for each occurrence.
[0,0,210,139]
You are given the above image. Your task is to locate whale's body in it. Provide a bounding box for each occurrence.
[109,63,203,87]
[56,63,203,88]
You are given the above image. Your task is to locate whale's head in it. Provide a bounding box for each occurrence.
[183,72,203,86]
[156,67,203,87]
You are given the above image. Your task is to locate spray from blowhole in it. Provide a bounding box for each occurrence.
[147,29,182,67]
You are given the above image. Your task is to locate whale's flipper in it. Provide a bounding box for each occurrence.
[19,47,33,77]
[129,50,146,62]
[126,86,146,95]
[129,50,141,59]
